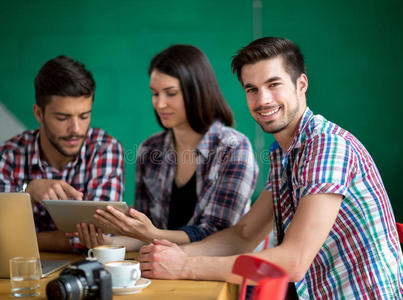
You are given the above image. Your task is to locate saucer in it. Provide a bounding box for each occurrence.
[112,278,151,295]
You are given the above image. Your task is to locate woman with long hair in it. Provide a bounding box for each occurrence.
[76,45,258,250]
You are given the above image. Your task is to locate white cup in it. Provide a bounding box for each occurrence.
[87,245,125,264]
[104,260,141,288]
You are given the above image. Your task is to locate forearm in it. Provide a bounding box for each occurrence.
[110,236,147,251]
[183,254,241,282]
[183,244,298,283]
[182,185,273,257]
[152,229,190,245]
[37,231,72,252]
[250,246,300,282]
[248,193,344,282]
[182,225,260,257]
[104,207,192,245]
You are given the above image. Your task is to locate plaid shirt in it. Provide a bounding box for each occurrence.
[135,121,258,242]
[0,128,124,252]
[266,108,403,299]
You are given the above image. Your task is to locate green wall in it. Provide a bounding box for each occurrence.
[259,0,403,221]
[0,0,402,220]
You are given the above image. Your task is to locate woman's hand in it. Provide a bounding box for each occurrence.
[94,207,159,242]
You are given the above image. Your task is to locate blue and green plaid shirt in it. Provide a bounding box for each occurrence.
[267,108,403,299]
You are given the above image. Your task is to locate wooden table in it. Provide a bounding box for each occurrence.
[0,252,238,299]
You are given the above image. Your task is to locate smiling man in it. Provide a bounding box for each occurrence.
[138,38,403,299]
[0,56,124,252]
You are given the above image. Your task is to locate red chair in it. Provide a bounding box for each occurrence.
[396,222,403,243]
[232,255,289,300]
[263,235,270,250]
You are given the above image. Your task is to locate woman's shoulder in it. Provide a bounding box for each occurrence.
[208,121,252,149]
[138,130,170,152]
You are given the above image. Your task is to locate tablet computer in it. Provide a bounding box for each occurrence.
[43,200,129,233]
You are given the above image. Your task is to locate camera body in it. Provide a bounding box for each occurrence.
[46,259,112,300]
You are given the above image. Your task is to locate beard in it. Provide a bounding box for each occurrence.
[256,98,301,134]
[42,119,86,158]
[258,120,289,134]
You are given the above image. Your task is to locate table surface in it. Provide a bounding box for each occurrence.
[0,252,238,300]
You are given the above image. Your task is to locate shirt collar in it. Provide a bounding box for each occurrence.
[31,130,86,171]
[162,130,175,154]
[288,107,313,151]
[162,121,223,160]
[280,107,313,168]
[196,120,222,159]
[30,130,41,167]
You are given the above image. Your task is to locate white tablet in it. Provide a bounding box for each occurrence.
[43,200,129,233]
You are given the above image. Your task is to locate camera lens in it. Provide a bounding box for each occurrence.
[46,274,85,300]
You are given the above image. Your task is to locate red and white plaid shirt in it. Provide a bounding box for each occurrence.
[0,127,125,252]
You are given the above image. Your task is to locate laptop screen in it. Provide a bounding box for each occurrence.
[0,193,43,278]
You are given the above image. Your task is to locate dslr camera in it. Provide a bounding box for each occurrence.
[46,259,112,300]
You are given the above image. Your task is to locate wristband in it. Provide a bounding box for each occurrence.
[21,182,27,192]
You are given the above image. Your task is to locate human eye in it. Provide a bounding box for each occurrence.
[80,113,90,120]
[56,116,68,121]
[269,82,281,88]
[165,88,178,97]
[245,87,257,94]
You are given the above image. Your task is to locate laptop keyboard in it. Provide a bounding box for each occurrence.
[41,259,70,277]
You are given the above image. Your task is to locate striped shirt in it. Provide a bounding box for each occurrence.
[0,128,125,252]
[266,108,403,299]
[135,121,258,241]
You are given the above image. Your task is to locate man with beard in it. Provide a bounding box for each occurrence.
[138,38,403,299]
[0,56,124,252]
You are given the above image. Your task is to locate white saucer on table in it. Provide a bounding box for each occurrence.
[112,278,151,295]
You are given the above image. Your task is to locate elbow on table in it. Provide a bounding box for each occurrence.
[279,253,310,283]
[288,269,306,282]
[286,260,310,282]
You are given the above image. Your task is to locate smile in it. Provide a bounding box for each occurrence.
[258,107,280,116]
[159,112,173,118]
[63,138,83,146]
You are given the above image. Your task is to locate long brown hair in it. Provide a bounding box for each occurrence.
[149,44,234,133]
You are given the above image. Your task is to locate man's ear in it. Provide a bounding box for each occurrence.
[33,104,43,124]
[297,73,308,96]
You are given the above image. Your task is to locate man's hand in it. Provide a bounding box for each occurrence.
[94,207,158,242]
[139,239,189,279]
[65,223,113,249]
[26,179,83,203]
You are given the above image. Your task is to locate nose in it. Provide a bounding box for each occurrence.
[68,117,80,134]
[155,95,168,109]
[256,89,273,106]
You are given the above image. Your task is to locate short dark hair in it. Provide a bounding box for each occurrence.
[35,55,95,109]
[149,44,234,134]
[231,37,306,85]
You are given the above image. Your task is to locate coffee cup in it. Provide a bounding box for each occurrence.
[87,245,125,264]
[104,260,141,288]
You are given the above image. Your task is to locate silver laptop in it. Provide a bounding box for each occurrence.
[0,193,69,278]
